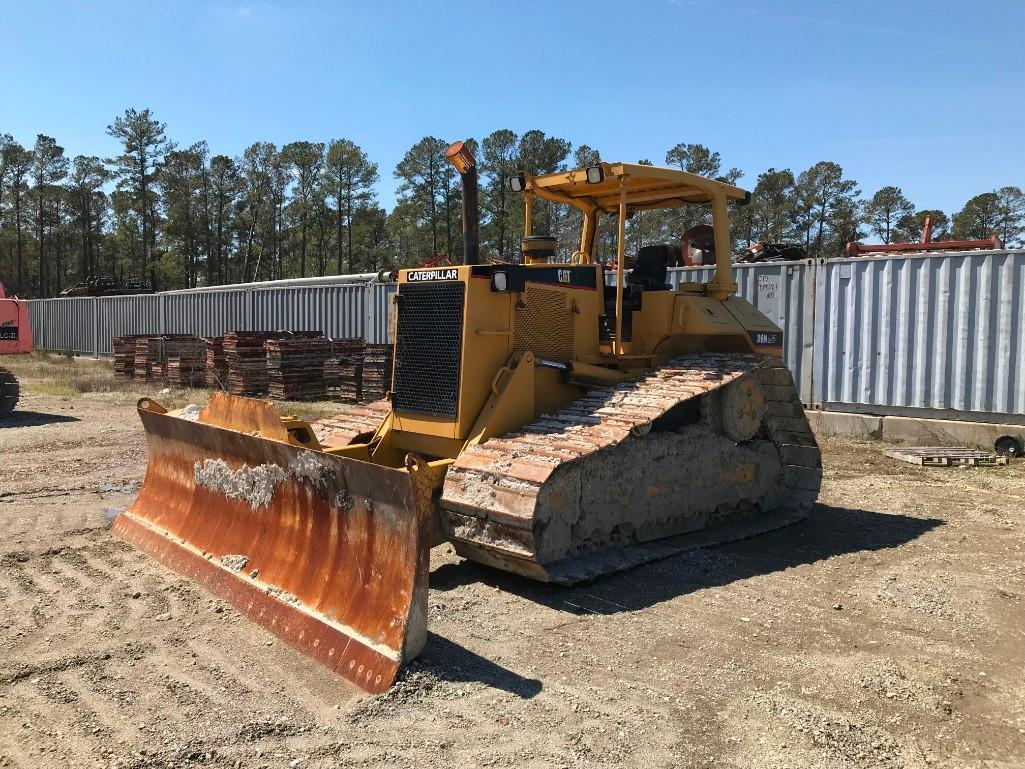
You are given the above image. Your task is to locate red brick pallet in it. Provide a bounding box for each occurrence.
[361,343,393,401]
[266,336,332,401]
[204,337,227,389]
[327,338,365,403]
[224,331,322,397]
[113,335,150,378]
[132,335,199,383]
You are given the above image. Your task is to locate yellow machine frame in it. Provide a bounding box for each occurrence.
[315,162,777,476]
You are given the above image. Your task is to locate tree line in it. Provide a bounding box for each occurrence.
[0,107,1022,297]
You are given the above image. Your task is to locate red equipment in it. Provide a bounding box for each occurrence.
[0,282,32,416]
[845,214,1004,258]
[420,253,454,268]
[681,225,715,266]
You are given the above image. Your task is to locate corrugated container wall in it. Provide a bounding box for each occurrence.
[814,251,1025,423]
[250,285,366,338]
[27,296,96,355]
[96,295,163,354]
[163,291,250,339]
[366,283,397,344]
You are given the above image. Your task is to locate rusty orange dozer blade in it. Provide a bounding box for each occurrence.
[113,394,432,694]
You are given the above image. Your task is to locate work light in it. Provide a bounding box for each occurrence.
[585,166,604,184]
[509,173,526,192]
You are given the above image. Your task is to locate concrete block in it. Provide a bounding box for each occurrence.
[881,416,1025,452]
[805,410,883,439]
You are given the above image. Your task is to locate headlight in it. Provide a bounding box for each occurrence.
[492,271,508,292]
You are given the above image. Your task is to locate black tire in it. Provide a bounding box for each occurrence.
[0,367,18,418]
[994,435,1023,458]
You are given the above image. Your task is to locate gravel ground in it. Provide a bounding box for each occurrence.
[1,378,1023,768]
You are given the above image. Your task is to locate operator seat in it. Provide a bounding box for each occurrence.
[626,245,672,291]
[602,244,675,340]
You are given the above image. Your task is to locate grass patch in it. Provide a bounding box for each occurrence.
[4,352,124,396]
[4,351,353,422]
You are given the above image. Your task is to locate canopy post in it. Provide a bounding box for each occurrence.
[614,175,628,355]
[706,193,737,299]
[580,210,596,263]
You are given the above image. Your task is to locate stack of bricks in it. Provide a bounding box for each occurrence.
[133,337,162,382]
[223,330,323,396]
[361,343,393,401]
[223,331,281,396]
[204,337,227,390]
[266,335,332,401]
[113,335,148,378]
[165,337,207,388]
[327,338,365,403]
[132,335,203,385]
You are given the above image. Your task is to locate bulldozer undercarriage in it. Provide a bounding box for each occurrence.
[439,353,820,582]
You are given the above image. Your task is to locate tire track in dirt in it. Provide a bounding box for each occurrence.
[0,520,339,767]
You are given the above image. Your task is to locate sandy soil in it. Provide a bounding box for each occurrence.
[1,374,1023,768]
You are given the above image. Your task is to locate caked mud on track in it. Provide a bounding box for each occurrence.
[441,354,822,582]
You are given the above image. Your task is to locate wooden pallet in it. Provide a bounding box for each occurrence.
[884,447,1009,467]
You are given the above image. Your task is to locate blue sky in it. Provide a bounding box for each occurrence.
[1,0,1022,214]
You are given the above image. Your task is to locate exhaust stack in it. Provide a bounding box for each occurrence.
[445,140,480,265]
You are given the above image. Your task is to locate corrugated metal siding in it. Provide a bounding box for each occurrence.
[813,251,1025,418]
[96,295,164,355]
[366,283,397,344]
[27,297,96,355]
[250,285,366,338]
[163,291,250,338]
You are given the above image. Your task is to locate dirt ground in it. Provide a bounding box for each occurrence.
[1,356,1023,769]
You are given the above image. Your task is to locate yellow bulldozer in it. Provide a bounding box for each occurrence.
[114,142,820,693]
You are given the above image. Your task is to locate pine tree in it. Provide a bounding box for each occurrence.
[281,141,324,278]
[323,139,379,273]
[863,186,914,244]
[106,108,170,283]
[66,156,111,281]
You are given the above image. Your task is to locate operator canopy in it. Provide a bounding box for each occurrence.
[512,162,750,214]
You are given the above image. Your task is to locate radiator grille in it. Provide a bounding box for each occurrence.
[393,282,464,418]
[514,285,575,361]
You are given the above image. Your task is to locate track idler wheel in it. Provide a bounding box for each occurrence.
[0,368,19,417]
[702,375,766,442]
